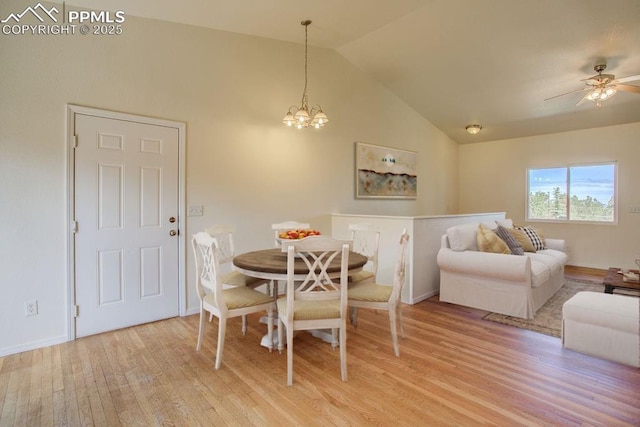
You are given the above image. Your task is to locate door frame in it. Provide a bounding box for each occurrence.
[66,104,187,341]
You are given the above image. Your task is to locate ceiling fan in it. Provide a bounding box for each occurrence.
[545,63,640,107]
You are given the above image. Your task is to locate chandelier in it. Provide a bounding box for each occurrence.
[282,20,328,129]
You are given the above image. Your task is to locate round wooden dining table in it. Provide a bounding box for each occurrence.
[233,248,368,281]
[233,248,367,347]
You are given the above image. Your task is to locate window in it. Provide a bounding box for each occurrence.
[527,163,616,223]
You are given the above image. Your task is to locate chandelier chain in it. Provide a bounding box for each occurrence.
[302,22,309,108]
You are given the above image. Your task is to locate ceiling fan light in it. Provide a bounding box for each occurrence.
[586,89,600,100]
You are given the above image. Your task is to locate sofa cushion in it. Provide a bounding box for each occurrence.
[495,225,524,255]
[477,224,511,254]
[527,249,568,274]
[506,228,536,252]
[446,222,480,251]
[529,260,551,287]
[515,226,546,251]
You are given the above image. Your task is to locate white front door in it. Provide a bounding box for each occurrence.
[74,113,180,337]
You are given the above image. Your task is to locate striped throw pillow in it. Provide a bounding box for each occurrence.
[495,225,524,255]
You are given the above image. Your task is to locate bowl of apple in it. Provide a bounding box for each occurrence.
[276,229,321,246]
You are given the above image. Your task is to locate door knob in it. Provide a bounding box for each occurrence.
[169,230,177,236]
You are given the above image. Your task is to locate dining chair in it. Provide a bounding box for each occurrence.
[206,225,272,330]
[348,223,380,286]
[191,232,275,369]
[348,229,409,357]
[272,221,310,247]
[276,236,350,386]
[206,224,269,288]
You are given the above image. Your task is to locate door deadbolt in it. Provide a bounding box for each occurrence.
[169,216,176,223]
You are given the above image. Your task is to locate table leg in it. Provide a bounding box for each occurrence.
[604,284,614,294]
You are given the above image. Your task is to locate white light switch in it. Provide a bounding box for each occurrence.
[188,205,203,216]
[629,207,640,214]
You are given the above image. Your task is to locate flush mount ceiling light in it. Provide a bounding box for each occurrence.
[465,124,482,135]
[282,20,328,130]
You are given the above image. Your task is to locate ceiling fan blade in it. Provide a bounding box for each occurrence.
[616,84,640,94]
[580,73,600,82]
[544,87,589,101]
[576,91,592,106]
[616,74,640,84]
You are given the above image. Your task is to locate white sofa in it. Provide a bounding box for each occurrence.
[437,221,568,319]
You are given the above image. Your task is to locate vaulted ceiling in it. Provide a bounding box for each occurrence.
[59,0,640,143]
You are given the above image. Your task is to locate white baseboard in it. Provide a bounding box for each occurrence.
[406,289,439,305]
[0,335,68,358]
[184,307,199,316]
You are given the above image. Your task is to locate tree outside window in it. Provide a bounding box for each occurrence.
[527,163,616,223]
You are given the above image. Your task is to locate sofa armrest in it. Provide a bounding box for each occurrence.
[545,238,565,252]
[437,248,532,283]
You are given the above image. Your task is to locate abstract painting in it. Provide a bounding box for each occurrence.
[355,142,417,199]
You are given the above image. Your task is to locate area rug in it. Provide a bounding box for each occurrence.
[483,279,602,338]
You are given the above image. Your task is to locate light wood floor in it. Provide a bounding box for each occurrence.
[2,268,639,426]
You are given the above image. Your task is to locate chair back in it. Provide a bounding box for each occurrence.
[272,221,311,247]
[348,223,380,278]
[389,230,410,305]
[285,236,349,319]
[206,225,237,266]
[191,232,225,311]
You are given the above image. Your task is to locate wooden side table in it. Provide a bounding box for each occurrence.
[602,267,640,294]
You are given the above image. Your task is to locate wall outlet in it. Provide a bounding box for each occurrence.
[25,300,38,316]
[188,205,203,216]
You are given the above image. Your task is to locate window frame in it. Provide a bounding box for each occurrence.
[525,161,618,225]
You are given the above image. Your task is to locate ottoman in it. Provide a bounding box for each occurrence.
[562,291,639,367]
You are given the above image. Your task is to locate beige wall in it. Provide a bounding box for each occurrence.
[458,122,640,269]
[0,3,458,354]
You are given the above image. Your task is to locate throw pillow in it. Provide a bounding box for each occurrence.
[495,225,524,255]
[514,225,546,251]
[476,224,511,254]
[496,218,514,229]
[505,228,536,252]
[446,222,479,251]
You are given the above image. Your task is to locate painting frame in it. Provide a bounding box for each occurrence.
[355,142,417,199]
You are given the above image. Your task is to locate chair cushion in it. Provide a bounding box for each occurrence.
[221,271,266,287]
[277,298,341,320]
[348,282,392,302]
[348,270,374,283]
[206,286,273,309]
